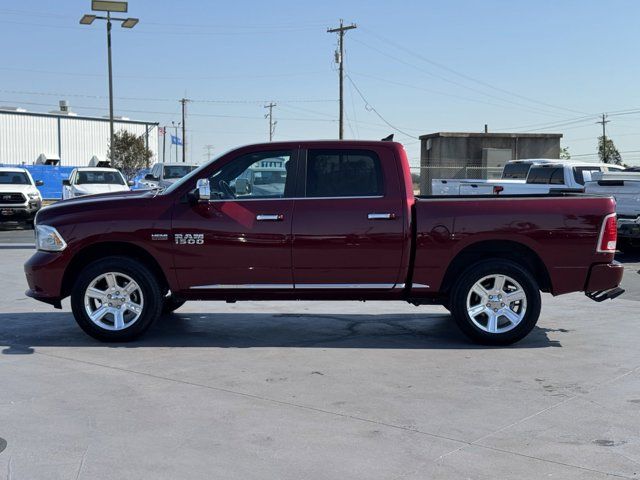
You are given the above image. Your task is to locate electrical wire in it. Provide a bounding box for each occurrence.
[360,27,587,116]
[345,75,418,140]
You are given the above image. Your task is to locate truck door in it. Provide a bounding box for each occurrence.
[171,149,297,290]
[291,147,406,289]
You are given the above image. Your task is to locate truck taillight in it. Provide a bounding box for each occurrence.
[493,186,504,194]
[597,213,617,253]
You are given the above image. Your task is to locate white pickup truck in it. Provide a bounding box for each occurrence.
[585,171,640,251]
[432,159,624,196]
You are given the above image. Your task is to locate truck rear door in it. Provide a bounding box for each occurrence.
[291,146,406,289]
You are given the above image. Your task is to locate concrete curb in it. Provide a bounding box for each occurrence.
[0,243,34,249]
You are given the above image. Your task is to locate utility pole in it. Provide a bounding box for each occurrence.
[180,98,190,163]
[596,113,610,162]
[264,102,277,141]
[327,19,356,140]
[162,126,167,163]
[171,121,180,163]
[204,144,214,161]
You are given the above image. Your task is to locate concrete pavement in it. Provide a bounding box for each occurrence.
[0,247,639,479]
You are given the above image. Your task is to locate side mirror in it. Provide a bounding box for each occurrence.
[235,178,250,195]
[62,179,70,186]
[35,180,44,186]
[144,173,156,181]
[128,180,135,186]
[195,178,210,202]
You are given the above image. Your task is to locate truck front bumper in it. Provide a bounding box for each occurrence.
[0,200,41,221]
[584,261,625,302]
[24,250,70,308]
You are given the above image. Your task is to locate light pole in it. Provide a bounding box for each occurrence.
[80,1,139,159]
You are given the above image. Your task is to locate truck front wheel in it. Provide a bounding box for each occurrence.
[450,259,541,345]
[71,256,162,342]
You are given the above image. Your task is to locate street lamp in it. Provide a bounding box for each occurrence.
[80,0,139,158]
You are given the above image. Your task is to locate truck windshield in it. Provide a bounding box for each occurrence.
[0,172,30,185]
[502,163,531,179]
[164,165,197,179]
[76,171,125,185]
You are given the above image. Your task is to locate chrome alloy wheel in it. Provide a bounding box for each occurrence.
[84,272,144,331]
[466,274,527,334]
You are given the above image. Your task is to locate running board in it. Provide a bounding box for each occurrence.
[585,287,625,302]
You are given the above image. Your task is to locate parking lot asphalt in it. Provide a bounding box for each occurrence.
[1,235,639,479]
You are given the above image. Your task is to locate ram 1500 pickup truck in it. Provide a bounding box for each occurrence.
[25,141,624,345]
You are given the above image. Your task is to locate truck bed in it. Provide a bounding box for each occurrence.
[410,193,617,296]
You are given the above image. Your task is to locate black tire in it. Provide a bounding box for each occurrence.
[71,256,162,342]
[449,259,541,346]
[162,296,186,314]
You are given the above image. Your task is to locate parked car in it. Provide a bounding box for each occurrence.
[142,162,198,190]
[585,171,640,251]
[0,167,43,226]
[432,159,623,195]
[25,141,623,345]
[62,167,130,200]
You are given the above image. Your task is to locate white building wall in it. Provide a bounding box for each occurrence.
[0,111,158,166]
[0,113,58,164]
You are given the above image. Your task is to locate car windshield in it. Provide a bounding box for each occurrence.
[76,170,125,185]
[0,172,30,185]
[164,165,197,179]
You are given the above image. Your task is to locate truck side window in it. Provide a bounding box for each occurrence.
[209,150,292,200]
[573,167,600,185]
[527,166,562,185]
[306,149,383,197]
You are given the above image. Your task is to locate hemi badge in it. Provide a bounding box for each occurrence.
[151,233,168,241]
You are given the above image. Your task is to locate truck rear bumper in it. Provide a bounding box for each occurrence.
[585,261,624,293]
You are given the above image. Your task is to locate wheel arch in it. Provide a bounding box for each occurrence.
[440,240,552,294]
[61,242,170,298]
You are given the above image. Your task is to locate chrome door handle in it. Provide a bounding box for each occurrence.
[368,213,396,220]
[256,214,284,221]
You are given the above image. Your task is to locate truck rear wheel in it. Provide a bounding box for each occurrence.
[71,256,162,342]
[450,259,541,345]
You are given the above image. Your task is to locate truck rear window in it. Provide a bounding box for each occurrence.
[501,163,531,179]
[306,149,383,197]
[526,166,564,185]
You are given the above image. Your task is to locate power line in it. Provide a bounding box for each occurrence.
[360,27,587,116]
[350,37,570,119]
[345,75,417,140]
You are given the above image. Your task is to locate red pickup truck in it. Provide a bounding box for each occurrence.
[25,140,624,345]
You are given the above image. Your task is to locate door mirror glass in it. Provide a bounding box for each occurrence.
[144,173,156,181]
[196,178,210,202]
[62,179,71,186]
[35,180,44,186]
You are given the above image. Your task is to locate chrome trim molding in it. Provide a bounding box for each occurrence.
[293,283,397,289]
[191,284,294,290]
[411,283,430,289]
[190,283,400,290]
[205,195,384,203]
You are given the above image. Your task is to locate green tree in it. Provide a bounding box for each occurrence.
[560,146,571,159]
[108,130,153,179]
[598,136,623,165]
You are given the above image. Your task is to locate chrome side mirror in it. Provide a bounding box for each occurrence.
[196,178,210,202]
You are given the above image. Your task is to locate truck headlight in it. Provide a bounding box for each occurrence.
[35,225,67,252]
[27,192,41,200]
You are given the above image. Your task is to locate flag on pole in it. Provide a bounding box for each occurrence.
[158,127,166,136]
[171,135,183,146]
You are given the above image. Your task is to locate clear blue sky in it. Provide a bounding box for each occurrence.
[2,0,640,166]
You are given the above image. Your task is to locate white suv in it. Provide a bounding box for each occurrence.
[0,167,43,225]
